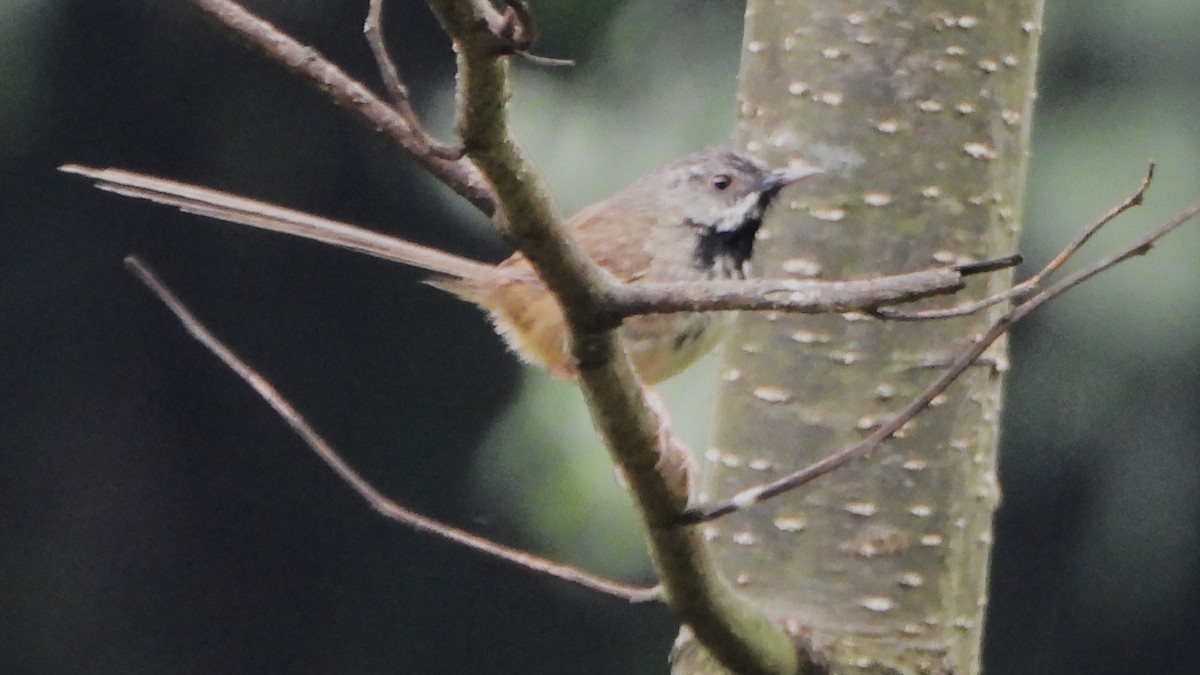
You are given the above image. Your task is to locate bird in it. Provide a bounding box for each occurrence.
[62,149,820,384]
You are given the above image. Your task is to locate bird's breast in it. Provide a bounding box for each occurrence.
[620,311,733,384]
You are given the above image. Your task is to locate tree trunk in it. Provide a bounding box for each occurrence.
[678,2,1043,673]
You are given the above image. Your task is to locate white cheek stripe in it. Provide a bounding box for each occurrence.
[714,193,765,233]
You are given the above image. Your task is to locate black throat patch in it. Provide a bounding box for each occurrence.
[692,193,773,279]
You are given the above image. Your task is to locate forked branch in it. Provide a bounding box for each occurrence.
[871,165,1157,321]
[186,0,490,211]
[683,164,1200,523]
[124,255,660,603]
[363,0,463,159]
[174,2,805,673]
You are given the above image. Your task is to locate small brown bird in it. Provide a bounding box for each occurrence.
[63,149,820,383]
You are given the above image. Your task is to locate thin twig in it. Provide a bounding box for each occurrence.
[124,255,660,603]
[363,0,462,159]
[868,287,1016,321]
[872,164,1157,321]
[514,51,576,68]
[1025,163,1157,285]
[683,170,1198,524]
[1005,195,1200,326]
[186,0,487,209]
[364,0,410,108]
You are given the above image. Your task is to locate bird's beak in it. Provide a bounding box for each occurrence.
[766,162,823,191]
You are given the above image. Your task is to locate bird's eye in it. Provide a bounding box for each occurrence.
[711,174,733,191]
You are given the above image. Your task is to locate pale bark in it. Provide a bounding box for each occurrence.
[679,3,1044,673]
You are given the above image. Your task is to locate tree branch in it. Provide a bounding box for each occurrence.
[872,165,1156,321]
[423,2,801,672]
[684,166,1200,523]
[606,261,1014,317]
[185,0,490,211]
[123,255,660,603]
[363,0,463,159]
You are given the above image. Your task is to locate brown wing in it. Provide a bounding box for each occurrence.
[560,197,656,282]
[489,196,656,284]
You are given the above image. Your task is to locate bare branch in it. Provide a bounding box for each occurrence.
[423,0,612,310]
[364,0,410,106]
[186,0,487,209]
[513,50,576,68]
[123,255,660,603]
[1024,162,1156,285]
[608,264,989,317]
[872,164,1156,322]
[868,289,1014,321]
[424,2,801,672]
[363,0,463,160]
[1007,194,1200,324]
[684,170,1199,524]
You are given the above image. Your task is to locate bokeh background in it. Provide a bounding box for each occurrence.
[4,1,1200,673]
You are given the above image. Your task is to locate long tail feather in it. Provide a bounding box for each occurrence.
[60,165,492,281]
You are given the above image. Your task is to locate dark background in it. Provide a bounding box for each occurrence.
[4,1,1200,673]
